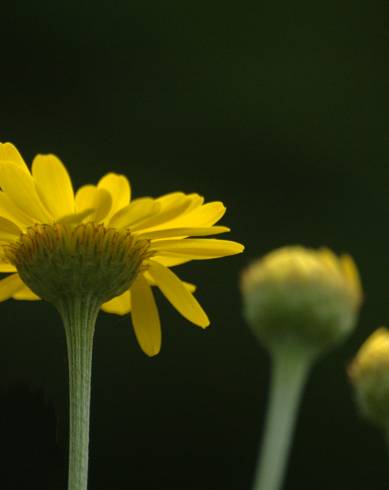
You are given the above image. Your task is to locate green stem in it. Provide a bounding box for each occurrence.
[57,296,101,490]
[252,344,314,490]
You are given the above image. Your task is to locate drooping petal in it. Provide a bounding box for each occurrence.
[75,185,112,222]
[143,270,196,293]
[147,260,209,327]
[135,226,230,240]
[150,238,245,259]
[98,173,131,218]
[32,154,75,219]
[130,273,161,356]
[0,274,25,302]
[0,216,22,241]
[0,143,29,171]
[181,281,196,293]
[13,285,41,300]
[0,162,52,222]
[101,290,131,315]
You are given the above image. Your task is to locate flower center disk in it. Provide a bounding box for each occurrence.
[5,223,151,304]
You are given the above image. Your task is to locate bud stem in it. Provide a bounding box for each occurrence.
[57,296,101,490]
[252,343,314,490]
[385,426,389,461]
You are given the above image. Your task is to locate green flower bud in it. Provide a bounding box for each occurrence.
[349,328,389,428]
[241,246,362,355]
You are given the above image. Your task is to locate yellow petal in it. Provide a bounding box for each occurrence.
[151,255,191,267]
[0,216,22,241]
[157,192,203,211]
[130,273,161,356]
[0,192,34,228]
[147,260,209,327]
[57,209,95,225]
[75,185,112,222]
[109,198,158,228]
[142,201,226,232]
[150,239,245,259]
[155,192,187,209]
[0,162,52,222]
[98,173,131,218]
[101,290,131,315]
[32,154,75,219]
[136,226,230,240]
[158,193,203,216]
[179,201,226,227]
[143,270,196,293]
[0,274,25,302]
[131,193,194,231]
[184,193,205,212]
[13,285,41,300]
[0,142,29,171]
[182,281,196,293]
[0,262,16,273]
[340,254,363,303]
[319,248,340,273]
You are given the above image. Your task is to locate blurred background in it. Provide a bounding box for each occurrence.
[0,1,389,489]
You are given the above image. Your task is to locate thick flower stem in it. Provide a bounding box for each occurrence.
[252,343,314,490]
[57,296,101,490]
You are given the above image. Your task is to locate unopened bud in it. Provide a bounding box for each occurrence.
[241,246,362,355]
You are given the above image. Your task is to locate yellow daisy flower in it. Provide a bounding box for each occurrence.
[0,142,244,356]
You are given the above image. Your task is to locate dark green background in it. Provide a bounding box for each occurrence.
[1,1,389,489]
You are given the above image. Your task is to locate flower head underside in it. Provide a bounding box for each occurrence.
[0,143,244,355]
